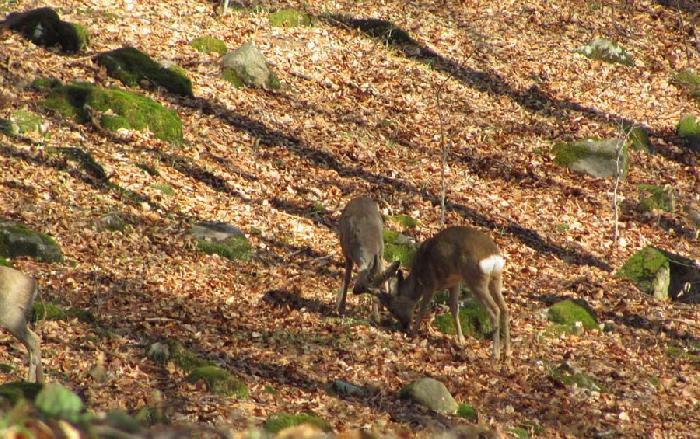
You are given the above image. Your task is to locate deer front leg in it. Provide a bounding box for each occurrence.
[411,295,433,336]
[336,259,353,315]
[448,286,464,345]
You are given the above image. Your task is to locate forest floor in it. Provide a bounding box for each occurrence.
[0,0,699,437]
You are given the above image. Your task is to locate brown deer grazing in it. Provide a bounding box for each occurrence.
[376,226,511,361]
[0,265,44,382]
[336,196,398,319]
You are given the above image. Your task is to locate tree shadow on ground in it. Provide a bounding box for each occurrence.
[320,14,697,166]
[181,96,612,272]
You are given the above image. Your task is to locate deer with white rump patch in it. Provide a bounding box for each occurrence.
[0,265,44,382]
[336,196,399,319]
[376,226,511,361]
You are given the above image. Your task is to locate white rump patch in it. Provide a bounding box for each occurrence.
[479,255,505,274]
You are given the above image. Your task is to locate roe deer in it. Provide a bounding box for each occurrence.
[377,226,511,361]
[0,265,44,382]
[336,196,398,318]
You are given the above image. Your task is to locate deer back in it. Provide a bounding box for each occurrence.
[0,266,38,331]
[338,197,384,282]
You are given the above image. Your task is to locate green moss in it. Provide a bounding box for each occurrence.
[222,67,245,88]
[191,36,227,56]
[638,184,674,212]
[150,183,175,196]
[666,344,700,363]
[0,222,64,262]
[197,236,252,261]
[166,339,211,372]
[41,81,183,143]
[263,412,331,433]
[433,298,493,339]
[31,78,63,91]
[383,229,417,268]
[385,214,419,229]
[549,364,603,391]
[267,71,281,90]
[0,257,11,267]
[32,302,67,322]
[186,366,248,398]
[0,364,14,373]
[673,69,700,102]
[616,247,669,294]
[552,141,591,167]
[677,114,700,150]
[576,38,634,66]
[96,47,193,97]
[269,9,314,27]
[66,308,96,324]
[68,23,89,51]
[456,403,477,421]
[547,299,598,330]
[508,427,530,439]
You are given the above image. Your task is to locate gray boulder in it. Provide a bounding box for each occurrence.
[553,138,629,179]
[191,221,251,261]
[400,377,458,415]
[221,42,280,89]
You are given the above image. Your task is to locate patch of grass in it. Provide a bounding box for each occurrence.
[456,403,477,421]
[666,344,700,363]
[186,366,248,398]
[150,183,175,196]
[383,229,417,268]
[433,298,493,339]
[191,36,227,56]
[549,363,603,392]
[197,235,252,261]
[268,9,314,27]
[0,256,11,267]
[385,214,419,229]
[166,339,212,372]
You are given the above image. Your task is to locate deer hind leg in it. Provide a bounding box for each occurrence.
[490,271,510,360]
[336,259,353,315]
[9,323,43,383]
[448,286,465,345]
[470,277,501,360]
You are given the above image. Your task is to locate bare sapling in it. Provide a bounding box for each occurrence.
[336,196,399,319]
[376,226,511,361]
[0,265,44,382]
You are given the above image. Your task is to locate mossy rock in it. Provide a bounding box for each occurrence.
[35,383,84,422]
[97,212,127,232]
[40,80,183,143]
[0,110,45,136]
[383,229,417,268]
[0,382,43,404]
[0,257,11,267]
[268,9,314,27]
[576,37,634,66]
[618,247,700,303]
[197,235,252,261]
[32,302,67,322]
[672,69,700,103]
[547,299,598,331]
[433,298,493,339]
[456,403,477,421]
[385,214,419,230]
[96,47,193,97]
[5,7,89,52]
[263,412,331,434]
[105,410,142,434]
[0,220,63,262]
[191,36,227,56]
[677,113,700,151]
[549,363,603,392]
[186,366,248,398]
[165,339,211,372]
[552,138,629,179]
[638,184,674,212]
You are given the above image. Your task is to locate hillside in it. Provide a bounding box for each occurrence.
[0,0,699,437]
